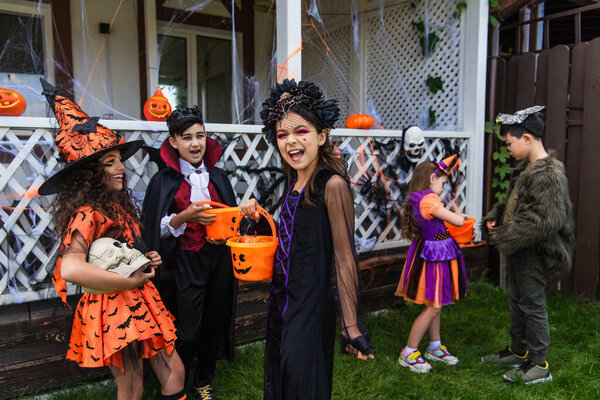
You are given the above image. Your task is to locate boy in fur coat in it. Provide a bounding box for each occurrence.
[481,106,574,384]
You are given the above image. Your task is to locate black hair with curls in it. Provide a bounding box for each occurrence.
[50,159,141,237]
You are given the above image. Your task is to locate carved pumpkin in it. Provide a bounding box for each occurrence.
[345,113,374,129]
[0,88,26,116]
[143,88,171,121]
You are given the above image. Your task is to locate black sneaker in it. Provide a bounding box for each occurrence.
[481,347,528,367]
[195,384,217,400]
[503,361,553,384]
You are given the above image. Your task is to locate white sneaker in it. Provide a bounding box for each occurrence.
[398,349,433,373]
[423,344,459,365]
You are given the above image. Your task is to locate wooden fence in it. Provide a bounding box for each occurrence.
[488,38,600,299]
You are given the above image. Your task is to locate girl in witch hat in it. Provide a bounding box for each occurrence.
[38,79,187,400]
[395,155,469,374]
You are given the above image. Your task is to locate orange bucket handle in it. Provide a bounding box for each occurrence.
[200,200,229,209]
[232,206,277,239]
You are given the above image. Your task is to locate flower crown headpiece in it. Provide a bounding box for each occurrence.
[260,79,340,145]
[166,105,203,130]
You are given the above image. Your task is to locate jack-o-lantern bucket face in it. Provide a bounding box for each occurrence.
[226,206,278,281]
[0,88,26,116]
[201,201,240,240]
[143,88,172,121]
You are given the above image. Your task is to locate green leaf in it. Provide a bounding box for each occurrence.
[428,107,436,127]
[411,21,425,33]
[495,191,507,202]
[489,0,500,8]
[494,129,504,142]
[489,15,500,28]
[499,180,510,190]
[454,2,467,18]
[494,163,512,179]
[492,177,500,188]
[426,76,444,94]
[496,146,510,163]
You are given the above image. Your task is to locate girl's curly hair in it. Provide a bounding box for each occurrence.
[50,159,141,237]
[401,161,446,240]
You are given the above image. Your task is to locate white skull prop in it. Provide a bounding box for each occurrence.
[84,238,151,294]
[403,126,425,163]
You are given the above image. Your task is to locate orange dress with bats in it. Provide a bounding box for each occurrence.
[52,204,177,373]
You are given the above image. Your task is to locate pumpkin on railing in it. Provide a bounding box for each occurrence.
[0,88,26,116]
[143,87,172,121]
[345,113,374,129]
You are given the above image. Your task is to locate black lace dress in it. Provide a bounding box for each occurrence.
[264,169,374,400]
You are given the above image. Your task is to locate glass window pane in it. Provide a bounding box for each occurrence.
[158,34,187,107]
[196,36,231,123]
[0,12,46,116]
[0,13,45,75]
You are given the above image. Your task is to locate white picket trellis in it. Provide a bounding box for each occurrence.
[0,117,471,305]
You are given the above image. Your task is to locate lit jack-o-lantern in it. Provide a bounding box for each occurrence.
[143,88,171,121]
[0,88,26,116]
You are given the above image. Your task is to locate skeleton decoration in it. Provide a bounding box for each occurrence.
[403,126,425,163]
[399,125,426,174]
[83,237,151,294]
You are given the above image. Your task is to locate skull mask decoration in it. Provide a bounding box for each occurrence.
[403,126,425,164]
[83,237,151,294]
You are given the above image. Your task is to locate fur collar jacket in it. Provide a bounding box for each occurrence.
[482,155,575,279]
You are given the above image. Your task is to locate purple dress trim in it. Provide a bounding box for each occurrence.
[273,183,305,362]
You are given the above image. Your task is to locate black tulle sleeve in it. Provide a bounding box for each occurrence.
[324,175,374,356]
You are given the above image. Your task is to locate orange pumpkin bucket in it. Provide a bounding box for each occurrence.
[444,217,476,244]
[201,201,240,240]
[226,206,278,281]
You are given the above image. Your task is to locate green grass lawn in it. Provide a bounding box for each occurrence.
[25,281,600,399]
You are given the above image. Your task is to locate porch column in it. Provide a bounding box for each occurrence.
[463,0,488,237]
[276,0,302,82]
[143,0,158,96]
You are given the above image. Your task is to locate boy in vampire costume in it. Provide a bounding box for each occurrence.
[142,106,237,400]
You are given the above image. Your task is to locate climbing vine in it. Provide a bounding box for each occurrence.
[485,121,511,202]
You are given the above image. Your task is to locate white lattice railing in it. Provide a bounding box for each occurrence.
[0,117,471,305]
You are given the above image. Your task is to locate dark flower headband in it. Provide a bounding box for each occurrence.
[260,79,340,144]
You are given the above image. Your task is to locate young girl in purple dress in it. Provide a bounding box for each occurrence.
[395,157,469,373]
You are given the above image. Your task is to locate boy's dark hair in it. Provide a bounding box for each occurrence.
[500,113,544,139]
[168,116,204,137]
[166,105,204,137]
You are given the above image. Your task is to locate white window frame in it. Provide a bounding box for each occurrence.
[0,0,55,83]
[157,22,242,121]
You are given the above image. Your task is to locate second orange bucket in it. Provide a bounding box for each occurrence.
[201,201,240,240]
[226,206,278,281]
[444,217,476,244]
